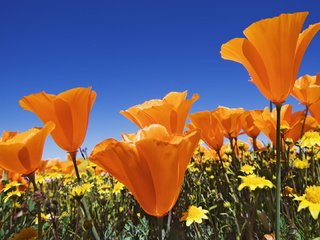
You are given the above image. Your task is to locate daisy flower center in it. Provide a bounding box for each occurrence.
[305,186,320,203]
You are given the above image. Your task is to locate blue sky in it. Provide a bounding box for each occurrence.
[0,0,319,159]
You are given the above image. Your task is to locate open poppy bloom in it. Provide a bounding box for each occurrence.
[120,91,199,135]
[213,106,244,140]
[221,12,320,104]
[310,101,320,123]
[291,74,320,106]
[187,111,225,151]
[240,110,261,139]
[0,122,55,175]
[89,124,200,217]
[0,131,18,142]
[253,105,316,145]
[19,87,96,153]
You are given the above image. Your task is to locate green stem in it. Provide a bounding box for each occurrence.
[275,103,282,240]
[157,217,163,240]
[311,147,315,183]
[1,169,8,184]
[80,197,101,240]
[73,203,81,240]
[269,101,273,112]
[252,137,258,152]
[300,105,309,140]
[194,222,202,239]
[28,172,42,240]
[69,151,81,183]
[165,211,172,238]
[69,151,100,240]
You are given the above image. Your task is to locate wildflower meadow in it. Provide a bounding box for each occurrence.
[1,11,320,240]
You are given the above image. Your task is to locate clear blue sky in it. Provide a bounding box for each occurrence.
[0,0,319,159]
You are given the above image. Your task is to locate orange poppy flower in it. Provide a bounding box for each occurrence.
[19,87,96,153]
[0,131,18,142]
[309,100,320,123]
[221,12,320,104]
[286,115,317,144]
[213,106,244,139]
[187,111,225,151]
[291,74,320,106]
[89,124,200,217]
[249,137,265,151]
[0,122,55,175]
[210,144,230,162]
[120,91,199,135]
[240,110,262,139]
[253,105,313,145]
[0,168,28,191]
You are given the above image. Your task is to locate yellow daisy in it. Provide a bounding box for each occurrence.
[238,174,273,191]
[4,189,25,203]
[70,183,92,200]
[180,205,209,226]
[240,164,255,174]
[2,181,22,192]
[32,213,50,225]
[293,159,309,169]
[113,182,124,194]
[295,185,320,220]
[301,131,320,148]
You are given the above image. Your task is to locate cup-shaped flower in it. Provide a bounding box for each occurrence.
[89,124,200,217]
[291,74,320,106]
[0,122,55,175]
[240,110,262,139]
[310,100,320,123]
[187,111,224,151]
[19,87,96,153]
[253,105,315,145]
[120,91,199,135]
[0,131,18,142]
[213,106,244,139]
[221,12,320,104]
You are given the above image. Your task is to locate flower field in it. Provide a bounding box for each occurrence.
[0,11,320,240]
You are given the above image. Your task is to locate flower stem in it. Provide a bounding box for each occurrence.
[69,151,81,183]
[1,169,8,184]
[28,172,42,240]
[300,105,309,140]
[157,217,163,240]
[69,151,101,240]
[275,103,282,240]
[269,101,273,112]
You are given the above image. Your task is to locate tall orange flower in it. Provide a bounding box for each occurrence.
[291,74,320,106]
[0,168,28,191]
[0,131,18,142]
[120,91,199,135]
[89,124,200,217]
[240,110,262,139]
[213,106,244,139]
[253,105,315,145]
[221,12,320,104]
[187,111,225,151]
[0,122,54,175]
[19,87,96,153]
[310,101,320,123]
